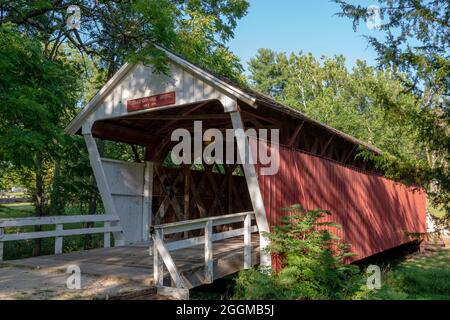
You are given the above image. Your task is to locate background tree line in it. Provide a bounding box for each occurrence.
[0,0,448,257]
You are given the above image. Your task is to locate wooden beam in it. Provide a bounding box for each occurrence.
[342,145,357,163]
[84,134,125,246]
[230,110,271,267]
[240,110,280,126]
[321,135,335,156]
[287,122,305,147]
[155,101,210,135]
[244,213,251,269]
[92,122,160,146]
[142,162,153,241]
[204,220,213,284]
[152,231,187,288]
[124,114,231,121]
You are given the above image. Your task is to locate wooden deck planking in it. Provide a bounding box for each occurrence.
[0,235,259,298]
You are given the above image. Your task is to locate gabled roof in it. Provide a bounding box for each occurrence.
[65,46,382,154]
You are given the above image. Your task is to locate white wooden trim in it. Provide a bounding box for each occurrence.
[84,134,125,246]
[2,226,122,242]
[244,213,251,269]
[229,110,271,267]
[153,231,186,289]
[157,46,256,107]
[204,220,213,284]
[100,157,146,167]
[104,221,111,248]
[55,224,63,254]
[153,229,164,286]
[154,211,254,235]
[165,226,258,252]
[0,214,119,228]
[0,228,4,262]
[142,162,153,241]
[65,63,135,135]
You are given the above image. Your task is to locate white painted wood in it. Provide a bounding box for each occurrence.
[142,162,153,241]
[66,63,135,135]
[2,226,122,242]
[55,224,63,255]
[104,221,111,248]
[100,158,145,167]
[0,227,4,262]
[244,213,251,269]
[204,220,213,284]
[102,159,144,196]
[156,286,189,300]
[165,226,258,252]
[0,214,119,228]
[230,110,272,267]
[79,61,240,129]
[213,225,258,242]
[156,45,256,107]
[84,134,125,246]
[102,158,145,243]
[153,230,164,286]
[153,231,186,288]
[65,47,258,135]
[155,211,254,235]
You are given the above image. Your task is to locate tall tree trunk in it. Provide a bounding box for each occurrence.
[49,161,64,216]
[33,151,45,256]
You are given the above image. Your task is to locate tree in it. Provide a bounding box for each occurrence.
[0,23,79,254]
[334,0,449,220]
[0,0,248,80]
[248,49,420,157]
[233,205,363,300]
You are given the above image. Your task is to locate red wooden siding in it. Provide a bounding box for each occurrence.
[253,140,426,263]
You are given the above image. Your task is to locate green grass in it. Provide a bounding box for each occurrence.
[369,250,450,300]
[0,202,34,219]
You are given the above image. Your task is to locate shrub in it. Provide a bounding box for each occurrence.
[233,204,365,300]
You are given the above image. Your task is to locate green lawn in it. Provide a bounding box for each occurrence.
[0,202,34,219]
[369,249,450,300]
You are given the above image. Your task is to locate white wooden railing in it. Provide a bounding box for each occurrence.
[151,211,258,290]
[0,214,123,261]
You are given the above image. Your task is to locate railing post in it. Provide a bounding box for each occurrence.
[153,229,164,286]
[55,224,63,255]
[104,221,111,248]
[0,227,4,262]
[204,220,213,284]
[244,213,252,269]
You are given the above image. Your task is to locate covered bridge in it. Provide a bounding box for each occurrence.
[62,46,425,294]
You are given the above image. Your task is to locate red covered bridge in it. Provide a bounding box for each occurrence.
[0,47,425,299]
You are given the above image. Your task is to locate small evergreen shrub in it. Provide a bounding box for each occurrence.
[233,204,365,300]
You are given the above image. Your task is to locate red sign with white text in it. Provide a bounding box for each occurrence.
[127,92,176,112]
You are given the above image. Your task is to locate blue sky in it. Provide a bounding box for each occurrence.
[228,0,380,72]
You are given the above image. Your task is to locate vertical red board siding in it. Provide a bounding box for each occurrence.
[252,140,426,265]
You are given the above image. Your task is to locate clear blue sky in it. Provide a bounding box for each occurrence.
[228,0,380,72]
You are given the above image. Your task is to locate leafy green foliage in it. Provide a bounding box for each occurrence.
[248,49,420,156]
[334,0,449,220]
[0,0,248,80]
[0,23,79,167]
[233,205,364,300]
